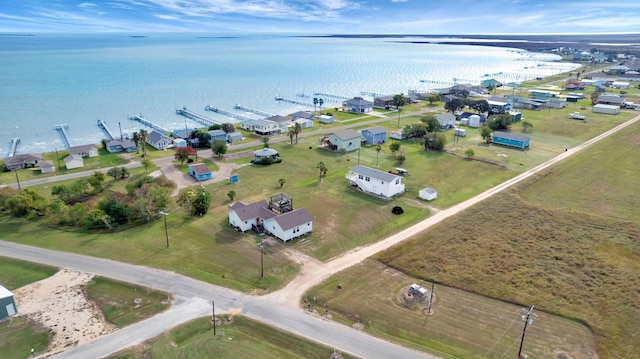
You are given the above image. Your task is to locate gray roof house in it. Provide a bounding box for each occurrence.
[64,154,84,169]
[322,129,361,152]
[346,165,405,199]
[290,111,314,120]
[147,130,173,150]
[435,113,456,129]
[68,144,98,158]
[2,153,42,171]
[106,139,137,153]
[344,97,373,113]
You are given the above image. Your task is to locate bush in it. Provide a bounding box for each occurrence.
[391,206,404,215]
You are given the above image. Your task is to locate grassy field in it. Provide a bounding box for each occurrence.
[0,257,58,290]
[373,120,640,357]
[305,260,596,359]
[0,316,52,359]
[86,277,172,328]
[108,315,357,359]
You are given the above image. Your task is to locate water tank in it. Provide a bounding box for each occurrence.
[469,115,480,128]
[460,118,469,126]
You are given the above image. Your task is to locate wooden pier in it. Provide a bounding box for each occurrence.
[8,138,20,157]
[313,92,349,100]
[175,107,223,126]
[97,119,115,140]
[128,115,169,134]
[55,124,72,148]
[204,105,251,123]
[233,104,275,118]
[274,96,314,108]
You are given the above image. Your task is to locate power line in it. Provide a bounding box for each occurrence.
[482,310,522,359]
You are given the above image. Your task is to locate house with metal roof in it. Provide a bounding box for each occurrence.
[492,131,530,149]
[346,165,405,199]
[435,113,456,129]
[0,284,17,321]
[597,94,625,106]
[361,126,387,145]
[487,96,513,114]
[207,130,227,144]
[322,129,361,152]
[188,163,212,181]
[68,144,98,158]
[263,208,314,242]
[147,130,173,150]
[106,139,137,153]
[344,97,373,114]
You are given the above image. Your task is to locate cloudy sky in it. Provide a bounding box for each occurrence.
[1,0,639,34]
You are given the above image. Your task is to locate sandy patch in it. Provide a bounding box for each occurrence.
[13,269,116,357]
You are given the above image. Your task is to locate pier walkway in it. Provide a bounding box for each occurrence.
[55,124,72,148]
[274,96,314,108]
[175,107,223,127]
[97,119,115,140]
[233,104,274,118]
[204,106,250,123]
[313,92,349,100]
[128,115,169,134]
[8,138,20,157]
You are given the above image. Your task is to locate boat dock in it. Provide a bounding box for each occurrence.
[233,104,275,118]
[175,107,223,126]
[204,105,251,123]
[97,119,115,140]
[360,91,384,98]
[55,124,72,148]
[313,92,349,100]
[128,115,169,133]
[274,96,313,108]
[7,138,19,157]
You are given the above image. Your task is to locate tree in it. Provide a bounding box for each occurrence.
[393,93,407,125]
[175,146,196,164]
[465,148,475,158]
[88,171,105,192]
[480,127,493,144]
[444,98,465,113]
[7,189,46,217]
[262,136,270,148]
[141,158,153,174]
[107,167,121,180]
[590,91,600,105]
[194,129,211,148]
[420,115,441,133]
[376,143,382,167]
[318,98,324,112]
[313,97,318,113]
[317,161,327,178]
[119,167,130,179]
[294,122,302,144]
[278,178,286,187]
[288,126,295,144]
[522,121,533,133]
[487,114,512,131]
[432,132,448,151]
[211,140,227,157]
[389,142,401,156]
[470,99,490,115]
[98,197,131,225]
[227,189,236,202]
[132,131,140,154]
[427,93,440,105]
[395,152,406,164]
[138,129,149,157]
[220,123,235,133]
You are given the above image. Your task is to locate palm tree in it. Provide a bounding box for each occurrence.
[227,190,236,202]
[376,143,382,167]
[278,178,286,187]
[132,132,140,154]
[288,127,295,144]
[313,97,318,113]
[138,129,149,157]
[293,122,302,144]
[318,98,324,113]
[317,161,327,178]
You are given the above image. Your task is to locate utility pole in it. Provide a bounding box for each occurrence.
[212,300,216,335]
[14,169,21,189]
[55,148,62,171]
[427,282,435,314]
[258,239,265,278]
[159,211,169,247]
[518,305,537,359]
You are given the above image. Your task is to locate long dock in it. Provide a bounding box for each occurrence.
[97,119,115,140]
[128,115,169,134]
[313,92,350,100]
[233,104,275,118]
[175,107,222,126]
[274,96,314,108]
[204,106,251,123]
[8,138,19,157]
[55,124,71,148]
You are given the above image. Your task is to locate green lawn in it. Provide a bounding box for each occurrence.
[0,257,58,290]
[0,316,52,359]
[108,315,356,359]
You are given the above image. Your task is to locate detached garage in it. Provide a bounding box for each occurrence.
[0,284,17,321]
[592,104,620,115]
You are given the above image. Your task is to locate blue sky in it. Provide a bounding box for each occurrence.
[1,0,639,34]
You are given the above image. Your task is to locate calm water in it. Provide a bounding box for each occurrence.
[0,33,580,155]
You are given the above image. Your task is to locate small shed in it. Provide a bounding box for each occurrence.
[40,160,55,174]
[173,138,187,147]
[361,126,387,145]
[592,104,620,115]
[64,154,84,169]
[227,132,243,143]
[408,284,428,299]
[419,188,437,201]
[0,284,17,321]
[454,128,467,137]
[318,115,335,124]
[492,131,530,149]
[390,129,406,140]
[509,111,522,122]
[469,115,480,128]
[188,163,212,181]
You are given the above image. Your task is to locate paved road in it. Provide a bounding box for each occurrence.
[3,113,637,358]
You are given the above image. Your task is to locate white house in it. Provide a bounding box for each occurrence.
[69,144,99,158]
[346,165,405,198]
[262,208,314,242]
[435,113,456,129]
[64,154,84,169]
[228,200,277,232]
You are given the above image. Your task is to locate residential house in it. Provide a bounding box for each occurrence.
[322,129,361,152]
[208,130,228,144]
[346,165,405,199]
[290,111,314,121]
[481,78,502,89]
[611,81,630,89]
[510,96,543,110]
[40,160,55,174]
[492,131,530,149]
[293,118,314,129]
[2,153,42,171]
[435,113,456,129]
[607,65,630,75]
[390,128,407,140]
[344,97,373,114]
[487,96,513,114]
[147,130,173,150]
[360,127,387,145]
[228,200,277,232]
[563,79,585,91]
[373,95,394,109]
[227,132,243,143]
[592,104,620,115]
[543,98,566,109]
[68,144,98,158]
[528,90,560,100]
[106,139,137,153]
[64,155,84,169]
[265,115,291,133]
[597,94,625,106]
[262,208,314,242]
[252,119,280,136]
[188,163,212,181]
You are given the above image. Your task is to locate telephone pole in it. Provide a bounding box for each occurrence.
[518,305,537,359]
[159,211,169,247]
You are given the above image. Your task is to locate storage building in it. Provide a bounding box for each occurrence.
[0,285,17,321]
[592,104,620,115]
[492,131,530,149]
[419,188,437,201]
[361,126,387,145]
